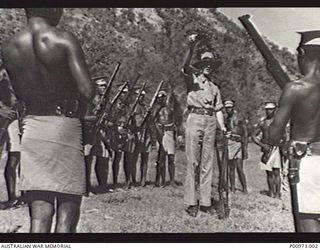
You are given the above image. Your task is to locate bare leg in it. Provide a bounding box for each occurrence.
[55,193,82,233]
[273,168,281,198]
[112,151,121,185]
[168,154,177,187]
[123,152,132,189]
[85,155,93,194]
[28,191,55,233]
[4,152,20,202]
[140,152,149,187]
[229,160,236,193]
[130,153,137,185]
[155,146,162,187]
[266,170,274,197]
[95,157,109,187]
[159,147,166,187]
[236,159,248,193]
[132,150,139,184]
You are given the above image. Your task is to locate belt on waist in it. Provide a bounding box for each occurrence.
[291,141,320,156]
[157,123,175,131]
[25,99,80,118]
[188,106,214,116]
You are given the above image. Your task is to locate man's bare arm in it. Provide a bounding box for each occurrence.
[268,82,299,145]
[64,33,94,102]
[216,110,226,132]
[242,120,249,158]
[251,125,265,149]
[181,43,196,76]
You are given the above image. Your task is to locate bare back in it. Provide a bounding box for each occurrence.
[269,79,320,142]
[2,20,93,116]
[290,80,320,141]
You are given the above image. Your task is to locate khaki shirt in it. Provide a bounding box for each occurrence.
[182,70,223,111]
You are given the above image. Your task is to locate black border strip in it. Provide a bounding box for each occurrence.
[0,233,319,243]
[0,0,320,8]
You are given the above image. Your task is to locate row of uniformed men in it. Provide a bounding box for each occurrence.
[83,78,180,192]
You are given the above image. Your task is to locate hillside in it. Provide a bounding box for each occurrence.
[0,8,299,125]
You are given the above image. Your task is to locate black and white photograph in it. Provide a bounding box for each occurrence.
[0,6,319,236]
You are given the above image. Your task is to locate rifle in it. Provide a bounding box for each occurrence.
[239,15,302,230]
[94,62,121,127]
[141,81,165,127]
[138,80,165,142]
[238,15,291,90]
[97,81,129,129]
[127,81,148,126]
[110,82,148,153]
[216,132,230,220]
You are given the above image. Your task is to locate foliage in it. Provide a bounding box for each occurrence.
[0,8,299,127]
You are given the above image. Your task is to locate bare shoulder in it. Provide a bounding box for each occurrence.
[46,27,79,46]
[281,80,306,101]
[3,29,29,50]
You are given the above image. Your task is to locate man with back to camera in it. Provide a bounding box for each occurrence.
[268,31,320,232]
[2,8,94,232]
[182,33,226,217]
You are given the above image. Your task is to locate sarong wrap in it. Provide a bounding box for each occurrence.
[228,140,242,159]
[296,155,320,214]
[18,116,86,195]
[7,119,20,152]
[162,130,175,155]
[260,146,281,171]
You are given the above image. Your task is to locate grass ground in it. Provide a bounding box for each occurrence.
[0,143,294,233]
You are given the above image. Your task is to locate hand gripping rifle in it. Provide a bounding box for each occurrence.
[127,81,148,126]
[97,81,130,151]
[98,81,129,129]
[138,80,165,141]
[112,82,148,153]
[239,14,302,230]
[238,15,290,90]
[216,132,230,220]
[95,62,121,128]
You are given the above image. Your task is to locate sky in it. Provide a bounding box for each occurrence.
[219,8,320,53]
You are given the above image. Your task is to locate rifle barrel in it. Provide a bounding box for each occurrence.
[141,80,165,127]
[238,15,290,89]
[96,81,128,128]
[128,81,148,123]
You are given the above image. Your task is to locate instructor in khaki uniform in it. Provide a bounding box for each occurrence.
[182,34,226,217]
